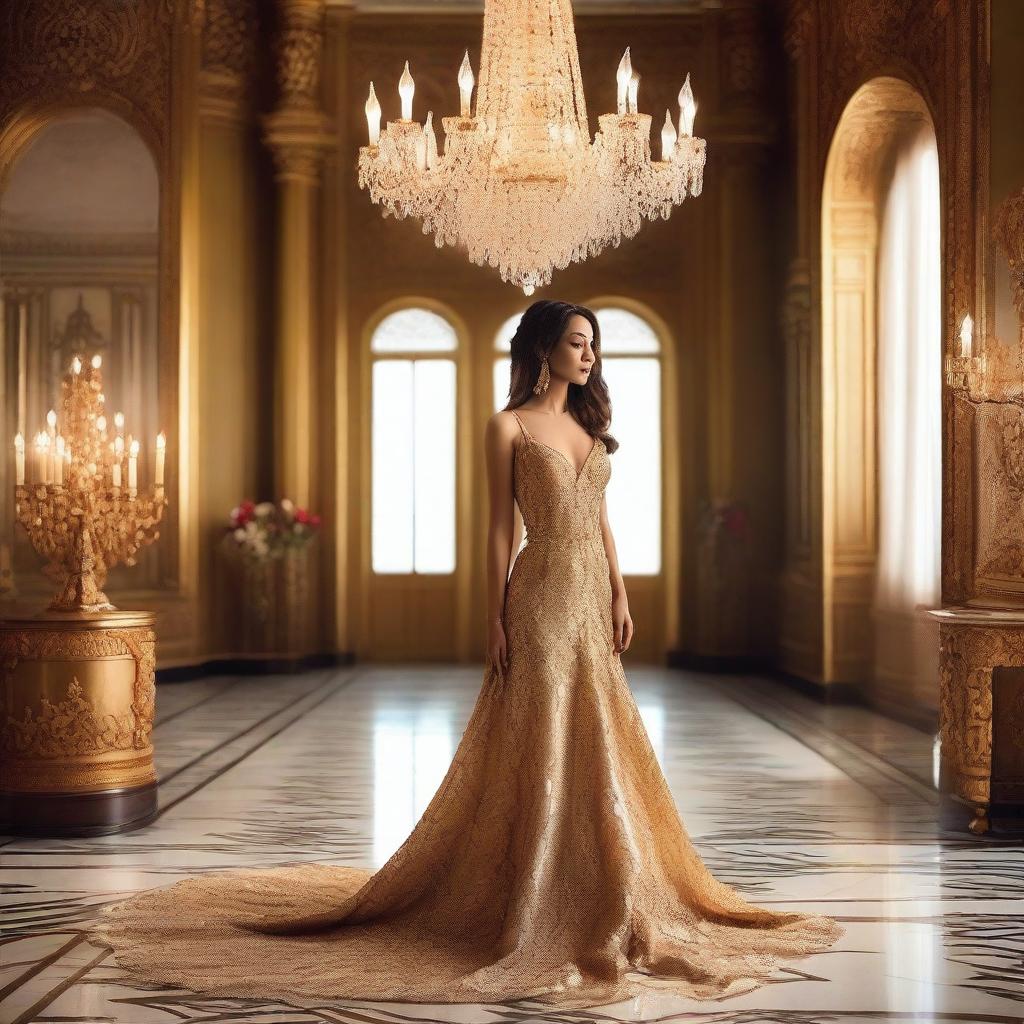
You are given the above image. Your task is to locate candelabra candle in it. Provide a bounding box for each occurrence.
[959,313,974,359]
[155,431,165,488]
[11,352,168,612]
[128,438,139,495]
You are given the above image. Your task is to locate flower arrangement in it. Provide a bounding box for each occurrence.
[225,498,322,561]
[698,498,749,544]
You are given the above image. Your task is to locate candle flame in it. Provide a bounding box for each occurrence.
[678,73,697,137]
[661,108,677,161]
[616,47,632,91]
[628,70,640,113]
[365,81,381,146]
[959,313,974,359]
[458,50,474,117]
[399,60,415,120]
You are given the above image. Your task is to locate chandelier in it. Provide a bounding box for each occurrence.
[357,0,707,294]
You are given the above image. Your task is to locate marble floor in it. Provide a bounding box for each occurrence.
[2,665,1022,1024]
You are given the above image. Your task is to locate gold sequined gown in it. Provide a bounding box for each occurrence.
[90,409,843,1010]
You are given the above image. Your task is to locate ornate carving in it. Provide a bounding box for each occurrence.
[994,186,1024,324]
[276,24,322,107]
[202,0,257,79]
[784,0,814,62]
[2,677,135,757]
[722,6,766,100]
[0,0,174,147]
[938,620,1024,828]
[0,625,156,754]
[976,404,1024,583]
[264,0,332,179]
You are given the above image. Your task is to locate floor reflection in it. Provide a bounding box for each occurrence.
[373,708,453,867]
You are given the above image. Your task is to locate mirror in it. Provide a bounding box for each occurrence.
[0,106,160,597]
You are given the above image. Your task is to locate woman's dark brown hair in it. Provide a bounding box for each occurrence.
[499,300,619,454]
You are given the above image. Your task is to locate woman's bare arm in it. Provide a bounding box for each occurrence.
[510,501,524,572]
[599,493,633,653]
[484,413,518,669]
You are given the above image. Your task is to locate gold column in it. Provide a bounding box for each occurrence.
[0,610,157,835]
[263,0,334,510]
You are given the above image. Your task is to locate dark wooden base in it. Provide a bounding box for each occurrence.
[0,782,158,837]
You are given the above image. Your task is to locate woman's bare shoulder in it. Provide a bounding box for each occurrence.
[487,409,523,439]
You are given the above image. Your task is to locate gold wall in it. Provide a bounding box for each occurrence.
[12,0,1013,706]
[0,0,274,667]
[329,3,791,665]
[781,0,1024,723]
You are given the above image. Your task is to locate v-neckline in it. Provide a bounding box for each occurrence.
[525,434,599,482]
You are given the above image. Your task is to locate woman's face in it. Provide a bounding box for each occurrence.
[548,313,596,386]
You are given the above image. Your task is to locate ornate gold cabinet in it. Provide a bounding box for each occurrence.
[0,610,157,835]
[932,608,1024,834]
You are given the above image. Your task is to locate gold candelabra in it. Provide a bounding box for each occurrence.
[944,312,988,396]
[11,354,167,613]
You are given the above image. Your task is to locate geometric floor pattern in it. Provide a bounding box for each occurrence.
[3,665,1022,1024]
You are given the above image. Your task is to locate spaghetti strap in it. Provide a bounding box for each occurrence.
[508,408,532,440]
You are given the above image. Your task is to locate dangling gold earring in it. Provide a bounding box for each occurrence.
[533,356,550,395]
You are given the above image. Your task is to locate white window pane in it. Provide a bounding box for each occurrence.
[594,307,661,354]
[372,307,458,352]
[603,357,661,574]
[372,360,414,573]
[493,357,511,410]
[413,360,456,573]
[494,312,526,351]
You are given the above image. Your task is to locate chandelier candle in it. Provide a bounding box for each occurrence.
[357,0,707,294]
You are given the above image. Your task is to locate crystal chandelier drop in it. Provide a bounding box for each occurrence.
[357,0,707,295]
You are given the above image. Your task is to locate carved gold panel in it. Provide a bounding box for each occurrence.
[0,611,156,796]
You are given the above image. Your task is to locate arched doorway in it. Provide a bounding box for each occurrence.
[360,300,471,660]
[820,77,942,714]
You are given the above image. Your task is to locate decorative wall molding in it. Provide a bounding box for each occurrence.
[0,0,176,156]
[994,186,1024,324]
[265,0,334,183]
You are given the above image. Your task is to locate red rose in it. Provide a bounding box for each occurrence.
[723,507,747,537]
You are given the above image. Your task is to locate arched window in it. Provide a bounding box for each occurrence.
[492,306,663,575]
[370,307,457,574]
[493,311,523,411]
[875,122,941,610]
[592,306,662,575]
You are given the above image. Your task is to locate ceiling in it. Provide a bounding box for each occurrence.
[332,0,722,11]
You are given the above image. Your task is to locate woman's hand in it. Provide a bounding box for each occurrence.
[487,616,509,682]
[612,591,633,656]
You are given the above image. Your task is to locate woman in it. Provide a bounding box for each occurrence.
[91,301,842,1010]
